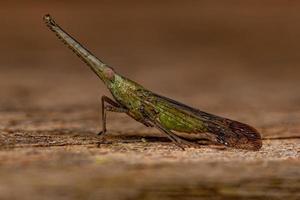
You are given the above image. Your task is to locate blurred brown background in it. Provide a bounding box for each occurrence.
[1,1,300,112]
[0,1,299,199]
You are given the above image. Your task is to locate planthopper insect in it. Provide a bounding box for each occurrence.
[43,14,262,151]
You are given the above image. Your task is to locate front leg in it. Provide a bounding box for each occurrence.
[98,96,128,136]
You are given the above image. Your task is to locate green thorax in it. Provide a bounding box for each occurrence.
[107,74,147,121]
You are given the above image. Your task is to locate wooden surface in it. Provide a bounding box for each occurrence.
[0,1,299,199]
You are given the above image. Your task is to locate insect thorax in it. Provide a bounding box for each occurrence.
[109,75,144,112]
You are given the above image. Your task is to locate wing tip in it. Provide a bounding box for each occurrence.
[228,121,262,151]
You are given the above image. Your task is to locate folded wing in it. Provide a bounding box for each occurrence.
[146,92,262,150]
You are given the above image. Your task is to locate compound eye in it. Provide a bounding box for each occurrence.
[104,68,115,80]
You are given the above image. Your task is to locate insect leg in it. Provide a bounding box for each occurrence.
[98,96,128,136]
[150,120,200,150]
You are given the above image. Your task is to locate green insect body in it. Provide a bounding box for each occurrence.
[44,14,262,151]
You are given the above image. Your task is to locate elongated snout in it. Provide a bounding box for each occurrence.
[43,14,114,83]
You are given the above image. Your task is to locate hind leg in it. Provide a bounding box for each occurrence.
[150,120,200,150]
